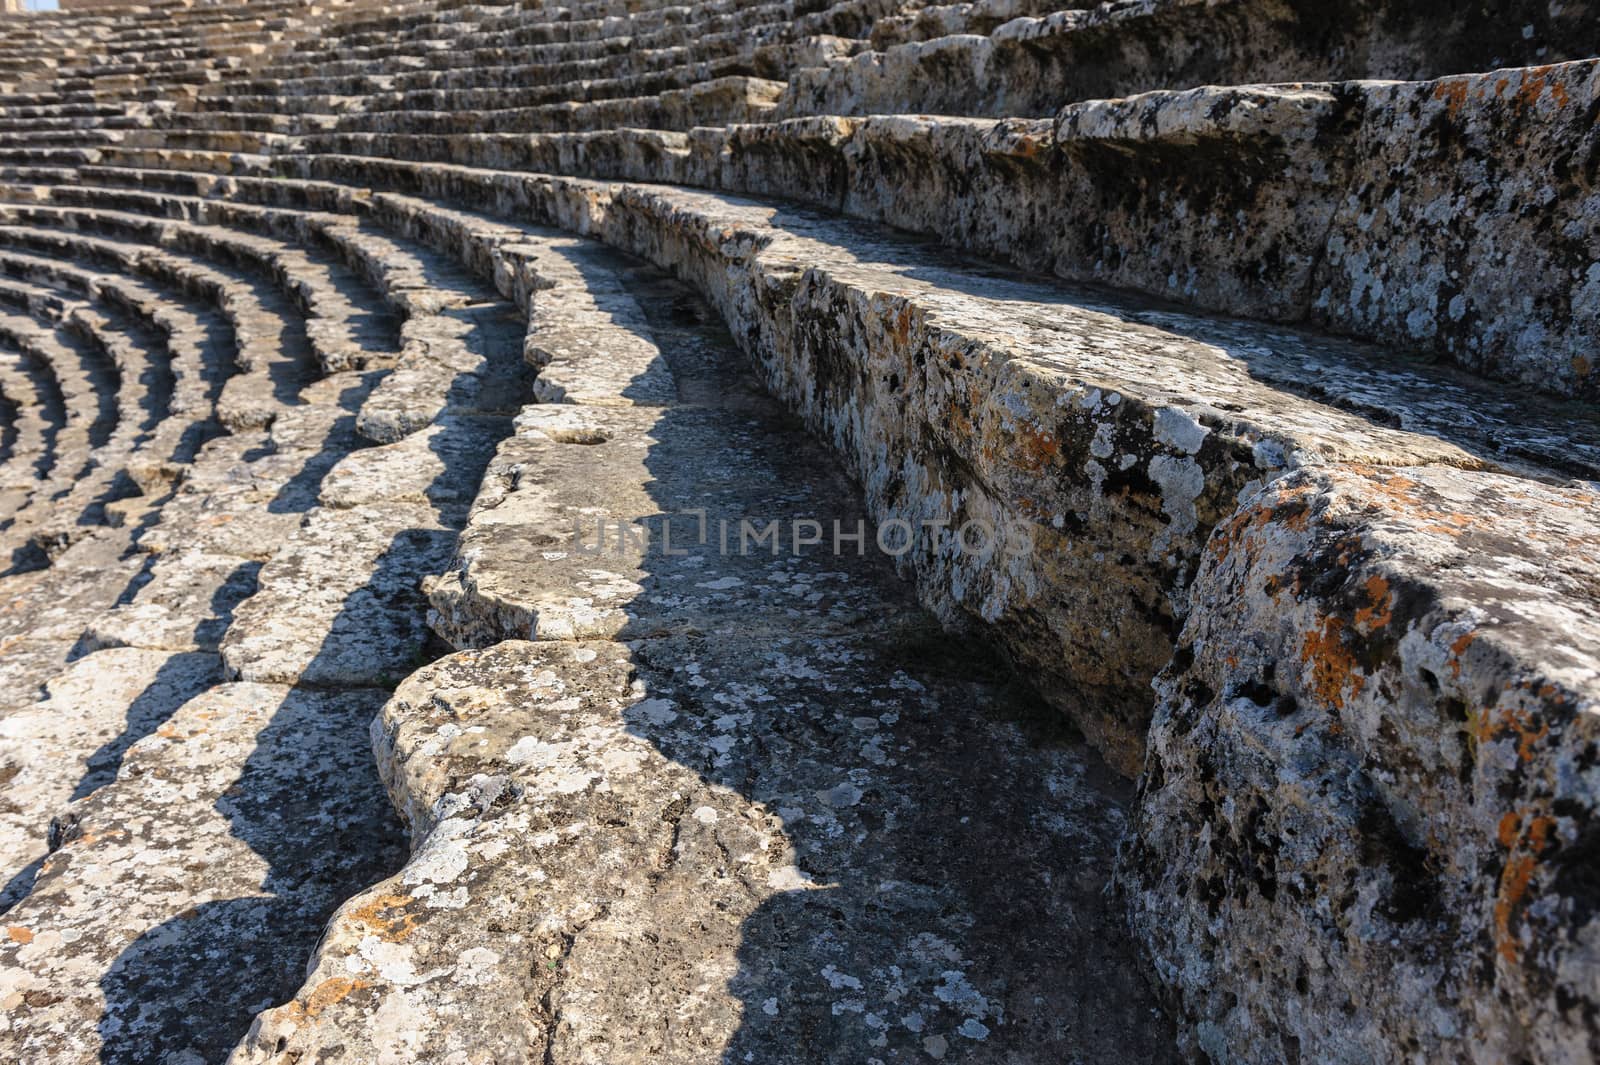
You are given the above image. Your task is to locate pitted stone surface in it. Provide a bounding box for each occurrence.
[0,647,221,911]
[84,549,260,652]
[0,682,404,1065]
[371,168,1600,769]
[3,0,1600,1061]
[233,633,1172,1062]
[1125,464,1600,1064]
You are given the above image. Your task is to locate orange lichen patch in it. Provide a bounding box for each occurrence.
[1574,355,1593,380]
[278,976,373,1024]
[1206,482,1314,563]
[1207,508,1256,562]
[1353,574,1393,632]
[890,302,914,348]
[305,976,370,1017]
[1449,631,1478,678]
[1494,812,1558,965]
[348,892,419,943]
[998,131,1048,160]
[1475,706,1551,763]
[1514,66,1569,110]
[6,926,33,944]
[1012,422,1062,474]
[1300,615,1365,711]
[1432,78,1470,117]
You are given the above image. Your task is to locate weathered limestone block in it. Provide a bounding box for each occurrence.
[523,237,676,407]
[1309,62,1600,399]
[365,62,1598,399]
[1124,464,1600,1063]
[0,682,403,1065]
[0,647,221,909]
[233,618,1173,1063]
[700,87,1354,324]
[274,161,1600,772]
[869,0,1094,48]
[355,302,528,443]
[219,503,455,687]
[0,526,145,647]
[83,548,260,652]
[425,403,899,650]
[779,0,1600,122]
[326,75,785,135]
[318,412,510,517]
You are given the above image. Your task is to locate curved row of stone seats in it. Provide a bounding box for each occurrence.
[869,0,1089,46]
[777,0,1600,119]
[0,244,245,483]
[0,332,63,516]
[0,281,165,548]
[0,311,111,542]
[0,181,534,1065]
[244,27,844,94]
[230,223,1176,1065]
[205,58,1598,402]
[0,0,383,109]
[157,161,1600,1062]
[3,0,1599,1061]
[0,520,151,774]
[173,74,789,136]
[0,175,541,446]
[0,222,326,436]
[0,128,126,147]
[201,38,852,118]
[0,103,132,131]
[0,199,401,373]
[243,0,882,87]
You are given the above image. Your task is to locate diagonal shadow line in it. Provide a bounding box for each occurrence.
[88,283,529,1064]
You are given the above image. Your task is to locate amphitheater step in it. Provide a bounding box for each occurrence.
[777,0,1600,120]
[0,175,532,1061]
[3,0,1598,1060]
[0,681,406,1062]
[233,222,1178,1065]
[280,165,1600,765]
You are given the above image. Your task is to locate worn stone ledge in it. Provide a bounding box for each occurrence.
[269,61,1600,400]
[1124,463,1600,1063]
[230,160,1600,1057]
[271,157,1600,768]
[778,0,1600,121]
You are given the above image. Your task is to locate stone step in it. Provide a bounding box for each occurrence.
[777,0,1600,121]
[0,522,152,784]
[22,180,545,446]
[0,312,110,533]
[238,15,840,89]
[1125,462,1600,1064]
[0,281,157,548]
[244,163,1600,1059]
[0,343,63,503]
[869,0,1091,48]
[170,74,787,135]
[0,301,523,1065]
[255,58,1600,402]
[0,246,220,438]
[231,225,1177,1065]
[197,50,795,117]
[0,680,406,1061]
[0,223,317,434]
[0,199,400,373]
[0,647,224,911]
